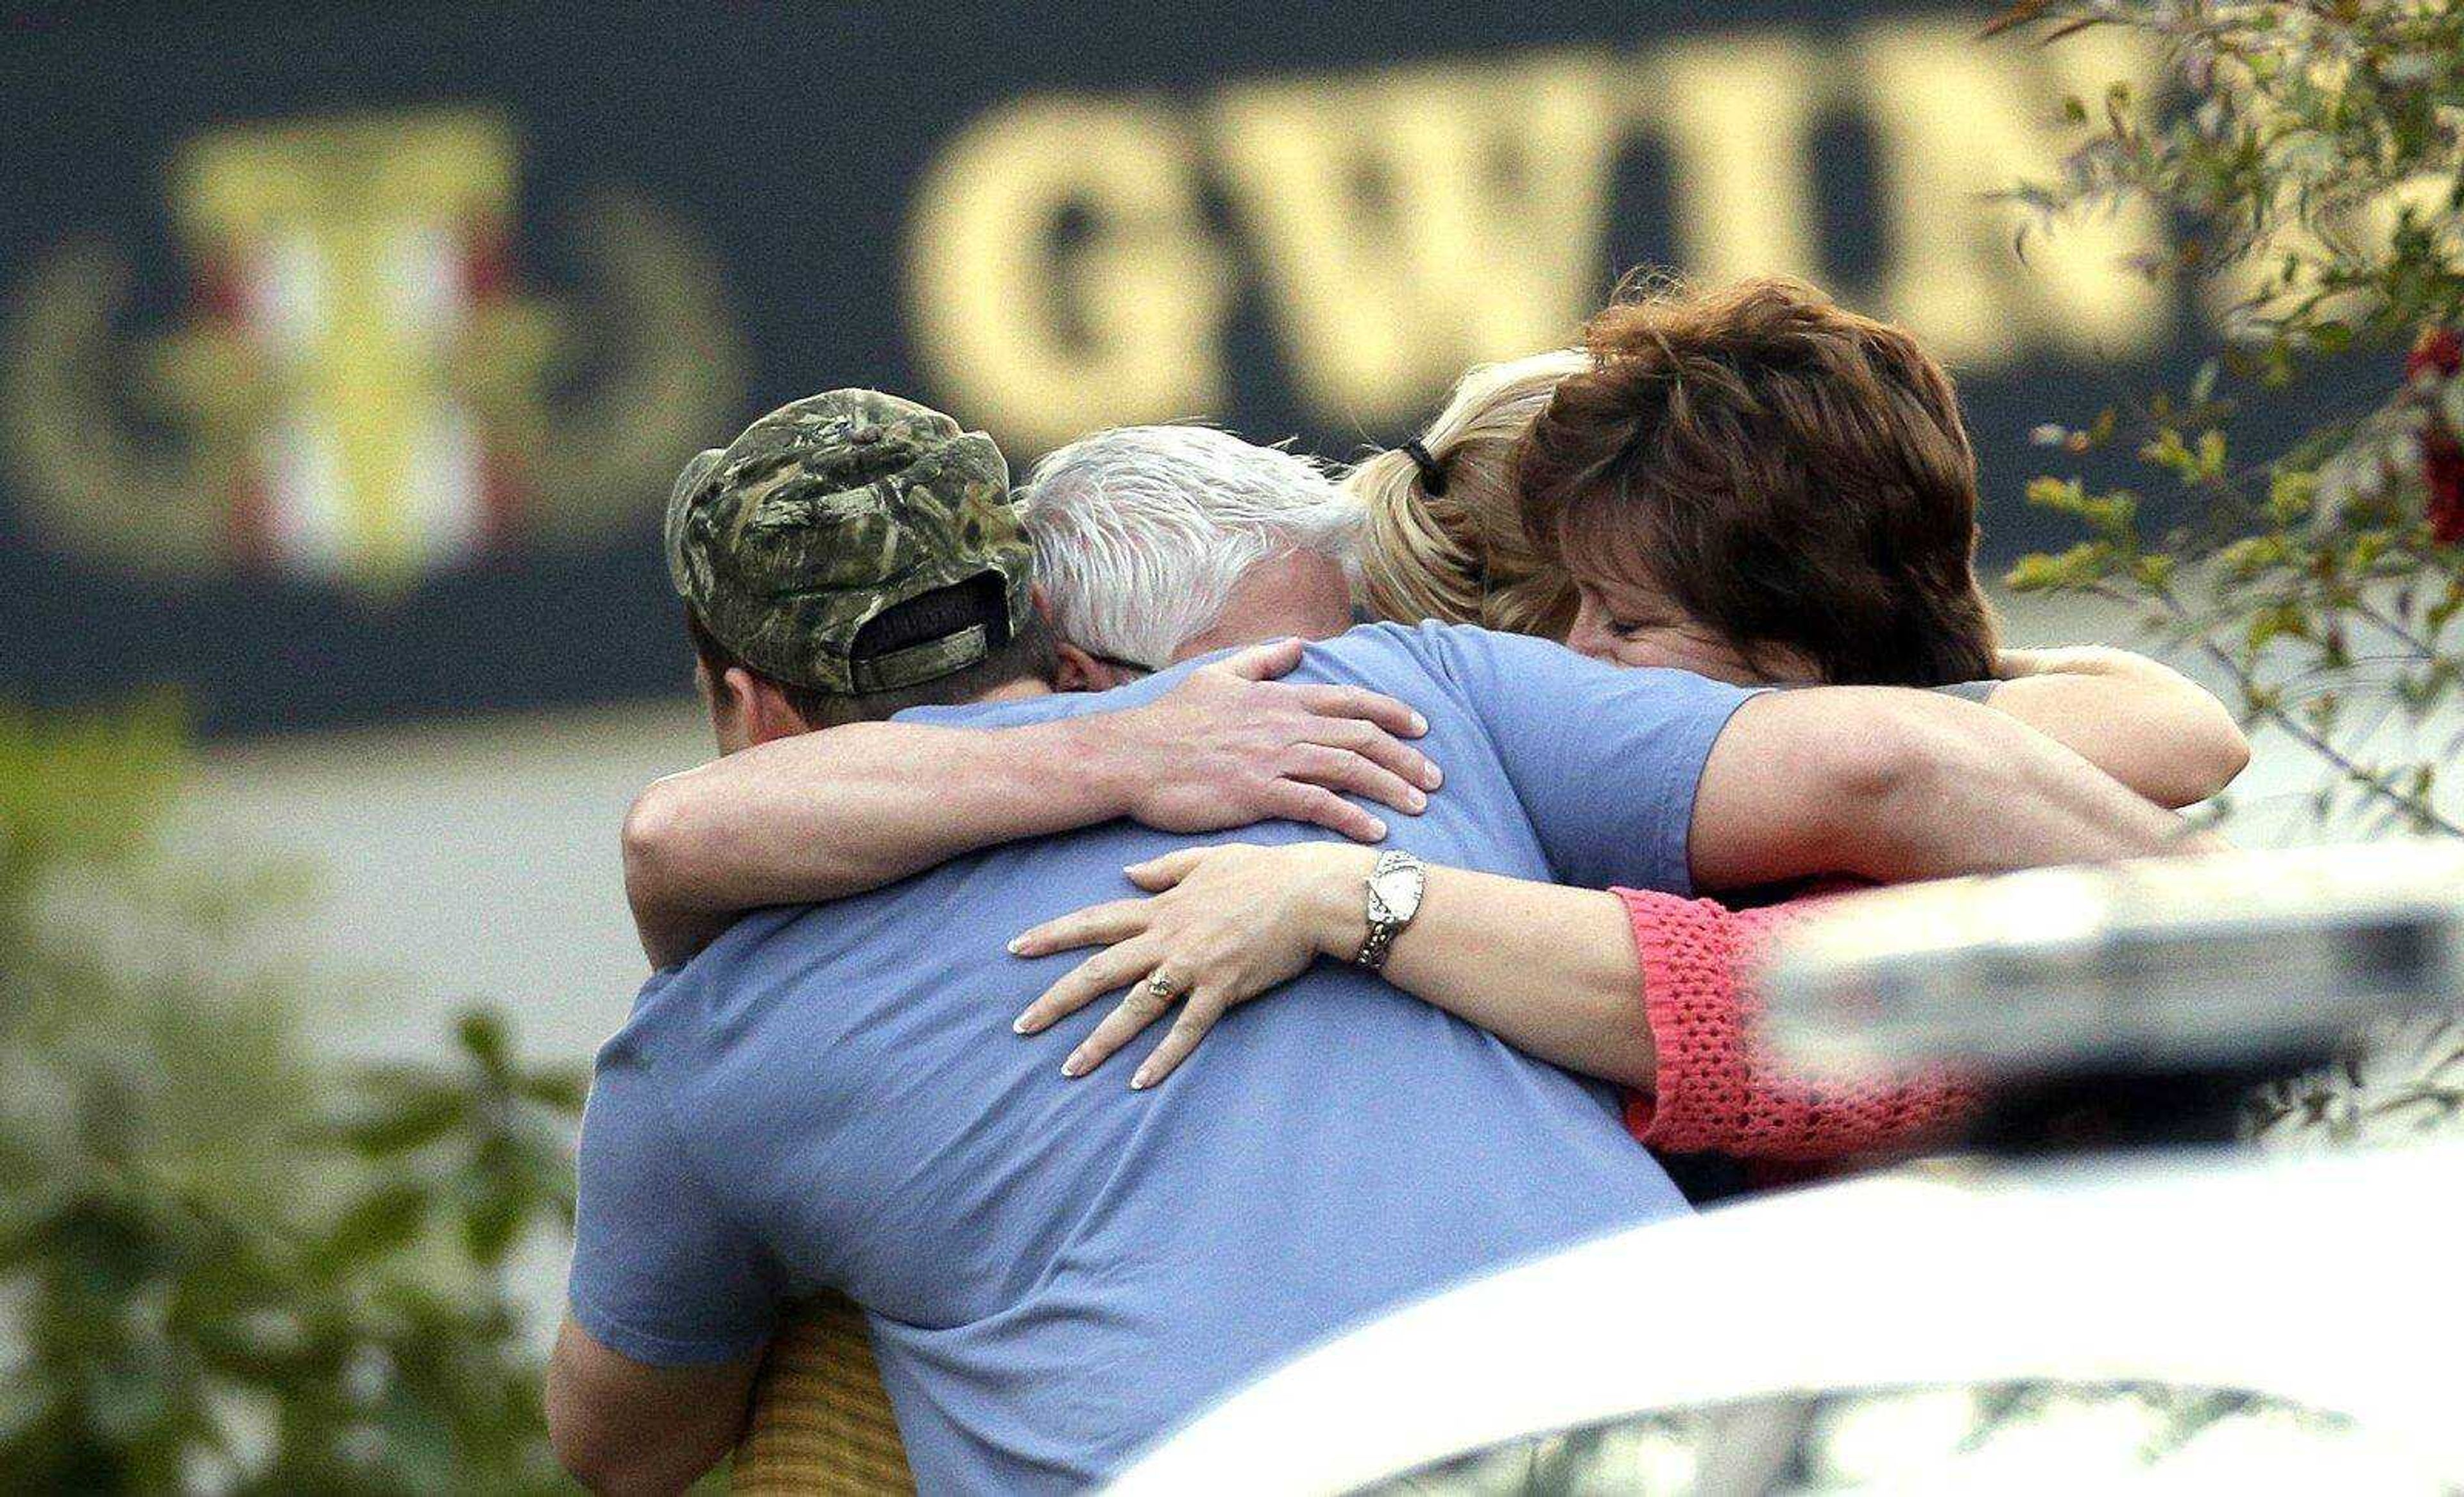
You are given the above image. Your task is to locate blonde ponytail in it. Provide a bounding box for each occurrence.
[1343,348,1588,638]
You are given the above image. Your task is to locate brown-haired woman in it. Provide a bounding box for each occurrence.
[1346,275,2246,807]
[1525,275,2001,688]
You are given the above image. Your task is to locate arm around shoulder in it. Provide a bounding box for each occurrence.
[1984,647,2249,808]
[620,714,1126,967]
[1687,686,2212,892]
[620,640,1441,969]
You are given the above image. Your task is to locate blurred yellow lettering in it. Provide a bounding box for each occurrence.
[1210,53,1620,424]
[1858,21,2167,367]
[905,98,1231,452]
[1637,36,1831,287]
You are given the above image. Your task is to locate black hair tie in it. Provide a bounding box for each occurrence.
[1399,438,1450,496]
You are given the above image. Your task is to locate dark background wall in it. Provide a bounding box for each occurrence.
[4,1,2237,735]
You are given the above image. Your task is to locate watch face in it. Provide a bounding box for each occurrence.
[1371,868,1422,922]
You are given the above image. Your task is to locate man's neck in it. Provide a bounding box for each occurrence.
[971,676,1054,705]
[1170,550,1356,662]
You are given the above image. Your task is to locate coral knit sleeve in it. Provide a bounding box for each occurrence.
[1613,886,1980,1163]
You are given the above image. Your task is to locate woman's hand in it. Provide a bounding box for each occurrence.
[1009,843,1375,1089]
[1105,639,1443,845]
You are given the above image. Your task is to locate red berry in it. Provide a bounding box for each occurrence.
[2410,327,2464,545]
[2411,326,2463,380]
[2426,431,2464,545]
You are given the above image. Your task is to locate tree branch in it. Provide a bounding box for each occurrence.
[2121,582,2464,837]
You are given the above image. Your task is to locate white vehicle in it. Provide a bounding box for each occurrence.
[1113,846,2464,1496]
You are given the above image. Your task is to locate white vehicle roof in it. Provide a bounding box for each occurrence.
[1111,1143,2464,1494]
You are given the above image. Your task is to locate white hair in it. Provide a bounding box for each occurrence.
[1018,425,1360,669]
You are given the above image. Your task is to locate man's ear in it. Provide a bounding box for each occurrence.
[726,667,816,746]
[1034,587,1133,691]
[1052,641,1120,694]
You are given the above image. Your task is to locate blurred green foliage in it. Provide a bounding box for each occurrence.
[1998,0,2464,838]
[1996,0,2464,1166]
[0,701,585,1492]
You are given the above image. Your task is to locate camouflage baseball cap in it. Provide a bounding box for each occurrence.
[664,390,1034,696]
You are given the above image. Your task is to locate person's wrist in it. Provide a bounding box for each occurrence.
[1994,647,2050,680]
[1066,710,1156,817]
[1299,844,1378,958]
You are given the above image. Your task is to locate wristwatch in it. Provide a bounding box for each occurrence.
[1353,849,1426,972]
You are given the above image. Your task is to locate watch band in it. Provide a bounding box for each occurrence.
[1353,849,1426,972]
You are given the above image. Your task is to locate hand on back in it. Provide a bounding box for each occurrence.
[1009,842,1373,1090]
[1111,638,1443,845]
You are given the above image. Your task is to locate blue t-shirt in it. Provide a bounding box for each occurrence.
[568,622,1759,1493]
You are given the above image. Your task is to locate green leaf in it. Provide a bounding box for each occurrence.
[2141,427,2194,477]
[2024,474,2082,510]
[454,1009,511,1081]
[512,1068,587,1114]
[461,1185,527,1269]
[2006,542,2114,593]
[331,1087,465,1159]
[2216,536,2286,578]
[320,1185,430,1267]
[2268,470,2318,524]
[2246,604,2314,652]
[2430,576,2464,631]
[2132,553,2178,589]
[0,703,570,1487]
[371,1382,460,1489]
[2196,429,2229,480]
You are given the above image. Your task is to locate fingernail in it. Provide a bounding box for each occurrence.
[1408,713,1428,735]
[1007,936,1026,954]
[1061,1056,1084,1078]
[1129,1072,1152,1090]
[1423,764,1443,790]
[1367,818,1387,839]
[1013,1014,1034,1034]
[1406,789,1426,812]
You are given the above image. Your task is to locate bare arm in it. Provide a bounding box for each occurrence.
[1333,660,2232,1072]
[547,1317,760,1495]
[624,639,1441,968]
[626,712,1133,967]
[1009,844,1653,1087]
[1009,689,2221,1089]
[1367,861,1652,1085]
[1982,646,2249,808]
[1687,685,2220,893]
